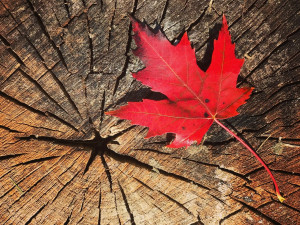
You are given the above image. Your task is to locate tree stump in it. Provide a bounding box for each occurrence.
[0,0,299,224]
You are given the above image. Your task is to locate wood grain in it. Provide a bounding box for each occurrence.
[0,0,299,224]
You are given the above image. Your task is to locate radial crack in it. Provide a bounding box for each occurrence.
[118,181,136,225]
[26,0,69,70]
[98,189,101,225]
[100,154,113,192]
[18,68,69,115]
[105,146,211,191]
[0,35,26,66]
[186,7,207,33]
[0,91,46,116]
[24,204,46,225]
[0,125,22,133]
[48,69,83,120]
[12,156,59,167]
[63,213,71,225]
[237,199,281,224]
[0,154,24,161]
[52,170,81,203]
[158,190,193,215]
[112,0,138,96]
[45,111,79,132]
[107,0,117,51]
[218,208,243,225]
[63,0,71,18]
[179,157,251,182]
[159,0,169,24]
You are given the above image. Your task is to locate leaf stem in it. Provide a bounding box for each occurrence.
[214,118,285,202]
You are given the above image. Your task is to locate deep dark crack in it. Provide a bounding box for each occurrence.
[0,154,24,161]
[159,0,169,24]
[236,199,282,224]
[118,181,136,225]
[26,0,70,70]
[24,204,46,225]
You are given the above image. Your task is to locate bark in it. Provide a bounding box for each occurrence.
[0,0,299,224]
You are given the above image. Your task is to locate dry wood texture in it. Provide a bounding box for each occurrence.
[0,0,299,224]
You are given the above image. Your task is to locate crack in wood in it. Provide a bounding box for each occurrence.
[46,111,79,132]
[7,171,51,207]
[16,126,212,195]
[112,0,138,96]
[189,215,205,225]
[17,68,70,116]
[0,154,23,161]
[107,0,117,52]
[106,145,212,191]
[257,136,300,143]
[118,181,136,225]
[48,68,83,120]
[113,190,122,225]
[218,207,243,225]
[52,170,81,203]
[63,211,72,225]
[79,188,88,212]
[63,0,71,18]
[21,34,46,64]
[241,38,290,85]
[1,89,79,133]
[279,201,300,214]
[82,76,93,129]
[99,91,106,129]
[100,154,113,192]
[236,199,282,224]
[0,35,25,66]
[243,166,267,178]
[0,125,22,133]
[18,135,93,147]
[86,14,94,74]
[209,193,229,206]
[158,190,193,215]
[133,177,154,191]
[98,188,101,225]
[16,121,66,134]
[251,98,299,120]
[0,91,46,116]
[268,169,300,177]
[234,0,288,44]
[186,7,207,33]
[178,156,251,183]
[24,204,46,225]
[7,152,82,206]
[112,28,132,96]
[0,0,299,223]
[26,0,70,71]
[268,81,300,101]
[202,138,235,146]
[159,0,169,25]
[243,183,259,194]
[12,156,59,167]
[83,131,110,174]
[132,148,171,155]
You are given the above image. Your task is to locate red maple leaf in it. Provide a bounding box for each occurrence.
[106,15,284,202]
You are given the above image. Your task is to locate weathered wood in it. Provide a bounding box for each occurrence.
[0,0,299,224]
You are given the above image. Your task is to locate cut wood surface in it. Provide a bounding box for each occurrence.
[0,0,299,224]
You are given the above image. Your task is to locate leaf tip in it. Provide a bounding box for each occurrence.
[222,14,228,26]
[128,13,136,22]
[105,111,115,116]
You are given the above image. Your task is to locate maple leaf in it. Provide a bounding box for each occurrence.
[106,15,284,202]
[108,15,252,148]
